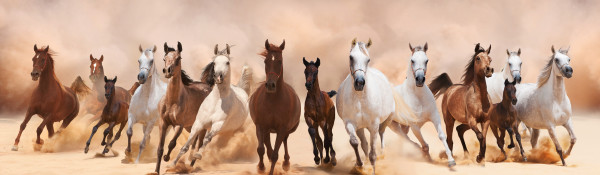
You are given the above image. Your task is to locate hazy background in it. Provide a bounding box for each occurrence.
[1,0,599,115]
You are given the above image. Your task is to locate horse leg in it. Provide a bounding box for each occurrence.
[389,121,419,148]
[125,114,135,155]
[193,122,224,161]
[466,116,484,162]
[102,122,116,154]
[283,134,291,171]
[378,116,392,156]
[507,127,515,149]
[530,128,540,148]
[264,129,274,162]
[135,123,152,163]
[477,120,490,163]
[368,126,379,175]
[104,122,126,154]
[190,129,206,166]
[497,127,507,161]
[563,119,577,157]
[58,109,78,133]
[456,124,470,155]
[13,110,34,151]
[172,124,202,166]
[357,128,369,162]
[35,116,52,147]
[256,127,266,173]
[321,124,331,164]
[102,122,116,146]
[326,115,337,166]
[431,112,455,167]
[345,122,363,167]
[85,120,105,153]
[306,118,320,165]
[46,122,55,138]
[314,123,324,164]
[268,132,285,175]
[163,125,183,162]
[513,125,527,162]
[154,122,168,174]
[411,125,431,161]
[443,113,456,157]
[548,127,566,166]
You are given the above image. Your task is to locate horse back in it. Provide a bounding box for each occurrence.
[442,84,469,123]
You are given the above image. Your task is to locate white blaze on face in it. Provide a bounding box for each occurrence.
[93,63,97,73]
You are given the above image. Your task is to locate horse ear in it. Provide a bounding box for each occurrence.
[265,39,270,50]
[164,42,169,53]
[139,45,143,53]
[474,43,481,53]
[99,55,104,62]
[512,80,516,85]
[303,57,308,66]
[34,44,38,52]
[517,48,521,56]
[409,43,414,53]
[565,45,570,53]
[551,45,556,54]
[316,57,321,67]
[177,41,182,52]
[90,54,94,61]
[366,38,372,48]
[351,38,357,46]
[113,76,117,82]
[279,40,285,50]
[487,45,491,54]
[226,44,230,55]
[423,42,428,52]
[504,79,509,85]
[506,49,510,56]
[214,44,219,55]
[104,76,108,82]
[44,46,49,52]
[153,45,157,53]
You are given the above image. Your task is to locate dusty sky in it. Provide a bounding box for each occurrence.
[1,0,599,114]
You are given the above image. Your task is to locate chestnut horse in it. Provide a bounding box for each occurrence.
[489,79,526,162]
[12,45,90,151]
[249,39,301,175]
[79,54,108,120]
[155,42,215,174]
[429,43,494,163]
[84,76,136,155]
[302,57,337,166]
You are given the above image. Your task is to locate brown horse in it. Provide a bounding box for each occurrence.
[78,54,108,120]
[302,57,337,166]
[489,79,526,161]
[83,76,135,154]
[429,43,494,163]
[249,39,301,175]
[155,42,215,174]
[12,45,90,151]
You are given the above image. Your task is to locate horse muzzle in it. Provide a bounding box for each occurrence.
[415,75,425,87]
[31,72,40,81]
[514,75,522,84]
[563,66,573,78]
[512,99,517,105]
[353,77,365,91]
[305,83,313,90]
[265,81,276,93]
[163,67,173,78]
[485,67,494,77]
[137,73,148,84]
[105,93,111,99]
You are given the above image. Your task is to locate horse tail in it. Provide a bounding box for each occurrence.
[428,73,453,99]
[128,82,140,95]
[237,65,253,95]
[327,90,337,98]
[199,62,216,87]
[70,76,91,99]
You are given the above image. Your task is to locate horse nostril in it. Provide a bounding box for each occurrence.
[163,68,166,73]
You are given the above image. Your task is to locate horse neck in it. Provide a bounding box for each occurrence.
[542,70,566,102]
[500,92,512,110]
[404,65,417,89]
[105,89,115,108]
[308,77,322,98]
[502,63,511,79]
[473,72,490,107]
[216,72,232,96]
[166,66,183,103]
[143,65,161,92]
[39,59,60,89]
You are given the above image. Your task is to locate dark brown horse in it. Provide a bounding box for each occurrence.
[429,43,494,163]
[84,76,137,155]
[302,57,337,166]
[12,45,90,151]
[155,42,215,174]
[489,79,526,161]
[249,39,301,175]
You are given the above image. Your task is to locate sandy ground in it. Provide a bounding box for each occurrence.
[1,112,600,175]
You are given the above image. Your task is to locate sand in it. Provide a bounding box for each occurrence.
[1,112,599,175]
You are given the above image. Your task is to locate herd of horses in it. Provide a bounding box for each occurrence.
[12,38,576,175]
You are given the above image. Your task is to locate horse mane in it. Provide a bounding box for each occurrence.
[259,44,282,58]
[180,70,196,86]
[200,62,216,87]
[461,48,485,84]
[537,55,555,88]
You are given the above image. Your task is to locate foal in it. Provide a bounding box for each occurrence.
[302,57,337,166]
[489,79,526,162]
[84,76,133,155]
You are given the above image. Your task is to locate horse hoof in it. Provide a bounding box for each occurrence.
[84,147,89,154]
[508,144,515,149]
[257,163,266,173]
[523,157,528,162]
[476,155,484,163]
[448,160,456,167]
[324,157,330,164]
[102,148,110,154]
[193,153,203,160]
[331,158,337,166]
[314,157,321,165]
[283,160,291,171]
[163,155,170,162]
[11,145,18,151]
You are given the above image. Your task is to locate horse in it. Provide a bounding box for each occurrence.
[249,39,301,175]
[486,49,523,103]
[489,79,526,162]
[336,38,396,174]
[429,43,494,163]
[171,44,253,166]
[155,42,215,174]
[387,43,455,167]
[125,45,168,164]
[84,76,135,155]
[302,57,337,166]
[79,54,108,119]
[12,45,90,151]
[514,46,576,166]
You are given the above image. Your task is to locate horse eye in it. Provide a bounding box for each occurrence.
[226,62,230,65]
[411,60,414,64]
[425,60,428,64]
[477,57,480,61]
[349,56,354,61]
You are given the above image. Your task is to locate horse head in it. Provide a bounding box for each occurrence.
[349,38,372,91]
[409,42,429,87]
[137,45,157,84]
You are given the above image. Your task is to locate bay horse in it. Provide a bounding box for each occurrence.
[489,79,526,162]
[84,76,135,155]
[429,43,494,163]
[249,39,301,175]
[155,42,215,174]
[302,57,337,166]
[79,54,107,119]
[171,44,253,166]
[336,38,396,174]
[126,45,168,164]
[515,46,576,166]
[12,45,90,151]
[387,43,455,167]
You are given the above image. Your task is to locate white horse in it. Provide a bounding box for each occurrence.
[388,43,455,167]
[515,46,576,166]
[486,48,523,103]
[336,38,397,174]
[171,44,253,165]
[125,45,167,163]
